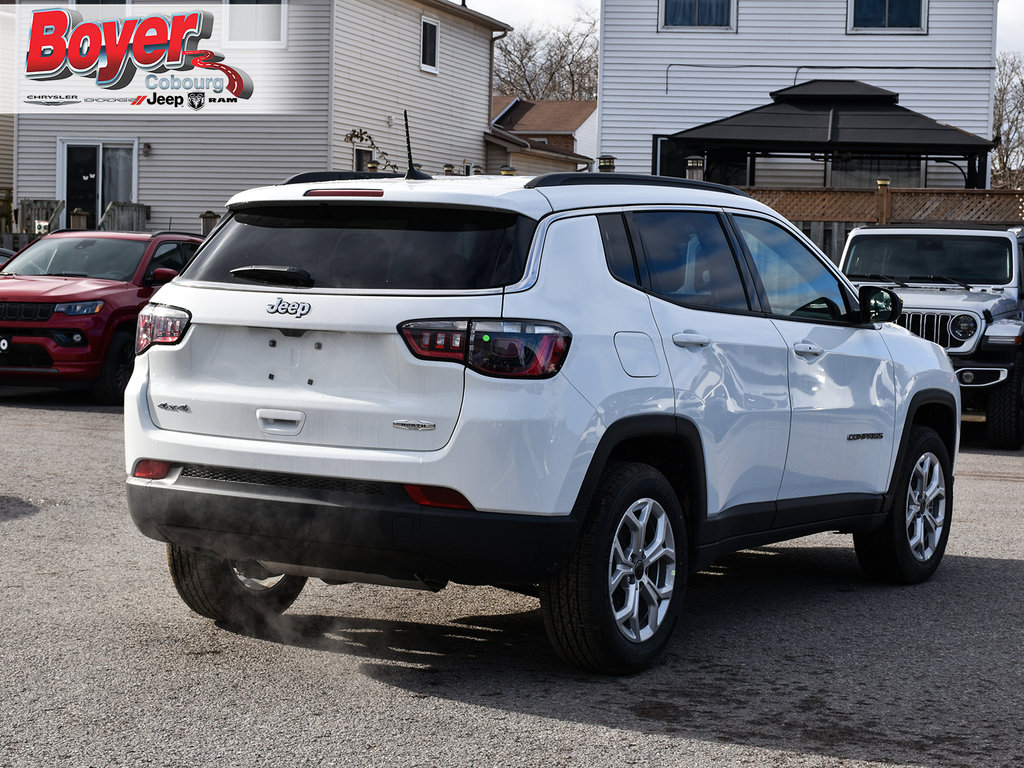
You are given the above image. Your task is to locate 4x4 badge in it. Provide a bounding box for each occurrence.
[158,402,191,413]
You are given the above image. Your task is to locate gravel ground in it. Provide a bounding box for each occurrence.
[1,390,1021,768]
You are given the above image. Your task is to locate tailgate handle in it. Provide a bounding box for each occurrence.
[256,408,306,436]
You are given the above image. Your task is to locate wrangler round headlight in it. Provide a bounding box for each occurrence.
[949,314,978,341]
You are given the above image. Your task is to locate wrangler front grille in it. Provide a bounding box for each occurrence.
[896,311,968,350]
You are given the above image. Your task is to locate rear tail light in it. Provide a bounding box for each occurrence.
[399,319,571,378]
[137,304,191,354]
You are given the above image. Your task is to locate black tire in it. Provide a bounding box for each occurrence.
[166,544,306,628]
[90,331,135,405]
[986,351,1023,450]
[539,462,687,674]
[854,426,952,584]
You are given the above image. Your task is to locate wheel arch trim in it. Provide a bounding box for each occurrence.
[570,414,708,549]
[886,388,958,510]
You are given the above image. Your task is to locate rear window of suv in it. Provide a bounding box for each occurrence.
[186,205,537,290]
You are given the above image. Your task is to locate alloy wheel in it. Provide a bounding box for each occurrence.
[905,451,946,562]
[607,497,677,643]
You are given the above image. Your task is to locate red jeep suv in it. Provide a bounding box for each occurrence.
[0,230,202,403]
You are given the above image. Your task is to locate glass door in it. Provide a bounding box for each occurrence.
[65,145,99,229]
[61,141,136,229]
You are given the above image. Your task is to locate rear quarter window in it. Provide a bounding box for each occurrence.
[185,205,537,290]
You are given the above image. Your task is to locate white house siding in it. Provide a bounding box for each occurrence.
[331,0,496,175]
[0,114,12,191]
[576,110,599,163]
[0,9,14,197]
[599,0,997,181]
[14,1,331,231]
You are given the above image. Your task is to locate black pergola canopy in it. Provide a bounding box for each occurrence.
[660,80,994,188]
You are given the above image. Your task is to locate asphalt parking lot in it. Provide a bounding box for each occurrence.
[1,389,1022,768]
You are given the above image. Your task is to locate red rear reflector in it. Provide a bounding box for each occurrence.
[303,189,385,197]
[133,460,172,480]
[403,484,474,510]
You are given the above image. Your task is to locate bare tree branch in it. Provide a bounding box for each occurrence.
[493,13,598,101]
[992,52,1024,189]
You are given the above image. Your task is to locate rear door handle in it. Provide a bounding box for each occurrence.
[793,342,824,357]
[672,332,711,348]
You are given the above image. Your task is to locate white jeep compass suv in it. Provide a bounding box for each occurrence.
[125,172,960,673]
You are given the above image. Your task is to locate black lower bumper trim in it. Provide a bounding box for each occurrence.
[126,478,579,586]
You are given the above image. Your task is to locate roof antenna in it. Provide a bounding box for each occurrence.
[403,110,432,180]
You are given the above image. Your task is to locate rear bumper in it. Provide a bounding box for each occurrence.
[126,469,580,586]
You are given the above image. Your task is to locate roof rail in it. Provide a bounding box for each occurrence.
[858,222,1015,232]
[150,230,203,238]
[281,171,403,184]
[524,172,750,197]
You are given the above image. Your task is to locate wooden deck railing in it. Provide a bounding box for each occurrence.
[741,186,1024,262]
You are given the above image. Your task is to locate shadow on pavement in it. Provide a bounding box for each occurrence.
[232,544,1024,768]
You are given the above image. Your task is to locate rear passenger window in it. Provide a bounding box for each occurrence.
[598,213,639,285]
[632,210,750,310]
[733,215,849,322]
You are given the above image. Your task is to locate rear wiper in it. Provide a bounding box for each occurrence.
[908,275,973,289]
[230,265,315,288]
[848,273,908,287]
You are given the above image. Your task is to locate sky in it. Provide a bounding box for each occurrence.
[473,0,1024,54]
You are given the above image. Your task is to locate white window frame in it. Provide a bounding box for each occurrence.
[847,0,928,34]
[354,146,374,172]
[660,0,738,32]
[421,17,440,73]
[56,137,139,229]
[223,0,288,49]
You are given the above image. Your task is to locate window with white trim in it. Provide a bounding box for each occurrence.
[354,148,374,172]
[421,18,439,73]
[663,0,735,28]
[849,0,926,31]
[226,0,286,47]
[59,139,138,230]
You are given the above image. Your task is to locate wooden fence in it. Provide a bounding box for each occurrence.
[743,186,1024,263]
[16,199,64,235]
[98,202,148,231]
[0,189,12,234]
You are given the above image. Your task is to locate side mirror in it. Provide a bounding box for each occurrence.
[859,285,903,324]
[146,267,179,287]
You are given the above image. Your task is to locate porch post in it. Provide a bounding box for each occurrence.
[875,178,891,225]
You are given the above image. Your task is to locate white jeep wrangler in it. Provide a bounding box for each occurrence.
[842,224,1023,449]
[126,172,960,673]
